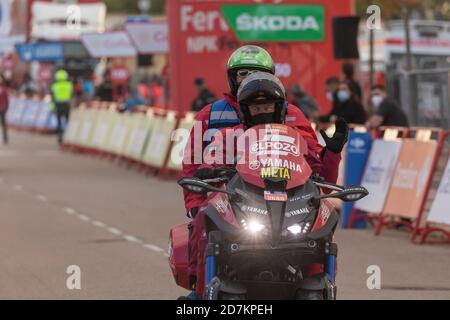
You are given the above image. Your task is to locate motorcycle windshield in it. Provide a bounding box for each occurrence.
[235,124,312,190]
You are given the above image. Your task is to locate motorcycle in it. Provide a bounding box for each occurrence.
[169,124,368,300]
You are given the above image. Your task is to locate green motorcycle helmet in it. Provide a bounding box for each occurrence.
[227,45,275,96]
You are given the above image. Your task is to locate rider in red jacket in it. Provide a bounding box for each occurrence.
[182,71,348,299]
[181,45,343,216]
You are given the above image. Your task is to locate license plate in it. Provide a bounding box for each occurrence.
[264,191,288,202]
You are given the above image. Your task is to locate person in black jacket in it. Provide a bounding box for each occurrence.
[95,71,113,102]
[342,62,362,101]
[289,84,320,121]
[191,78,217,112]
[366,85,409,129]
[329,81,367,125]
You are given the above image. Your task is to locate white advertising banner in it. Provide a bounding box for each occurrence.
[81,32,137,58]
[125,21,168,54]
[0,0,12,35]
[31,2,106,41]
[355,139,403,214]
[427,157,450,225]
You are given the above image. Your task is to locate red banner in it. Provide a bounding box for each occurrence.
[168,0,353,113]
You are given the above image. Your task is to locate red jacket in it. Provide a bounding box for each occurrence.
[0,85,9,113]
[180,93,341,210]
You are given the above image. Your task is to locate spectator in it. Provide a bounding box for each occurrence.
[121,87,146,112]
[138,79,150,104]
[149,76,165,108]
[0,76,9,144]
[320,77,340,123]
[342,62,362,101]
[82,76,95,101]
[191,78,216,112]
[329,81,367,125]
[289,84,320,121]
[20,73,37,98]
[95,71,113,102]
[366,85,409,129]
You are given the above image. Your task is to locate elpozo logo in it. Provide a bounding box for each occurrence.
[221,4,324,42]
[251,140,300,156]
[250,135,300,157]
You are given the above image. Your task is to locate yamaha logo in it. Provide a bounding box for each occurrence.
[249,160,261,170]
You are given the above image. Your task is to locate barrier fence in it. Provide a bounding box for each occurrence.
[7,96,450,245]
[6,95,58,133]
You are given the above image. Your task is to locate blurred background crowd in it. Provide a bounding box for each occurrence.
[0,0,449,144]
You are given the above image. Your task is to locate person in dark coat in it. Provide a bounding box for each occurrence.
[329,80,367,125]
[289,84,320,121]
[191,78,217,112]
[342,62,362,101]
[366,85,409,129]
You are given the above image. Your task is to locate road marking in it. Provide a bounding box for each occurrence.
[1,180,168,258]
[64,207,77,215]
[108,227,122,236]
[35,195,48,202]
[92,220,106,228]
[143,244,164,253]
[124,235,142,243]
[77,214,91,222]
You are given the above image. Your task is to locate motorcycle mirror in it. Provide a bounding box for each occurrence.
[177,177,234,196]
[314,186,369,202]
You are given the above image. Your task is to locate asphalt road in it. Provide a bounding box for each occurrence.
[0,130,449,300]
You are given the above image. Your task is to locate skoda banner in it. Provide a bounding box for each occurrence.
[221,5,325,42]
[167,0,353,112]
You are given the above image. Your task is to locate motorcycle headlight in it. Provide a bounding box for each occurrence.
[248,220,265,233]
[287,222,311,235]
[241,219,265,233]
[287,224,302,235]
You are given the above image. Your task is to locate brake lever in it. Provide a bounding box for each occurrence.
[203,177,229,184]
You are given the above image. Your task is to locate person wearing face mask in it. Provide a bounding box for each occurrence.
[366,85,409,129]
[320,77,340,123]
[182,72,349,299]
[329,81,367,125]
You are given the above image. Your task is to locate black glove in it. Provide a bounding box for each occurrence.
[194,168,217,180]
[320,118,349,153]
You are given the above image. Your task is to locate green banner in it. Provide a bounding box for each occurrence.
[221,4,325,42]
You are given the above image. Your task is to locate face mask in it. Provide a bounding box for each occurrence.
[337,90,350,102]
[372,95,383,109]
[326,92,334,102]
[251,113,276,126]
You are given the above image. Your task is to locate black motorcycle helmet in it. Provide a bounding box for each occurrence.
[237,72,288,127]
